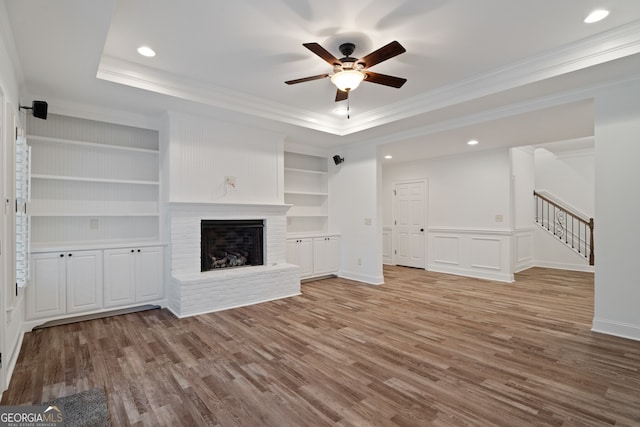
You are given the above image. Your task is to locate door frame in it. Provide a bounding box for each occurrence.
[0,91,6,393]
[392,178,428,268]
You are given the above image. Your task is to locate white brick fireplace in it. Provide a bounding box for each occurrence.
[167,202,300,317]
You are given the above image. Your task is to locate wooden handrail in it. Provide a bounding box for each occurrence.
[534,190,594,266]
[533,191,590,224]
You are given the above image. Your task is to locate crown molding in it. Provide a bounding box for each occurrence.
[96,21,640,137]
[340,20,640,135]
[97,55,345,135]
[44,97,162,130]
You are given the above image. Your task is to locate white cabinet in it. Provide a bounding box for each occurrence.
[313,236,340,275]
[104,246,163,307]
[27,250,103,320]
[286,238,314,278]
[287,235,340,279]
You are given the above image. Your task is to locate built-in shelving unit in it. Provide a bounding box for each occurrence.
[27,114,161,250]
[284,152,329,235]
[23,114,165,327]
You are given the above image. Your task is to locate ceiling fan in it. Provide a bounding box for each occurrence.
[285,41,407,102]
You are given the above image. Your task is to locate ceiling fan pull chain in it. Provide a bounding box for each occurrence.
[347,94,350,119]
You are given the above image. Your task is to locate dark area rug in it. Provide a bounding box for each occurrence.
[41,386,110,427]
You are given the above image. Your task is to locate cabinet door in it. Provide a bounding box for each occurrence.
[66,250,103,313]
[286,239,298,264]
[27,253,66,319]
[313,236,340,275]
[298,239,314,277]
[286,239,313,278]
[135,246,163,302]
[326,236,340,273]
[103,248,135,307]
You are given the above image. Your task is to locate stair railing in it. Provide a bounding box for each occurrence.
[534,191,594,265]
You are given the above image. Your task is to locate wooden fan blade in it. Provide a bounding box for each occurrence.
[358,41,406,69]
[303,42,340,66]
[335,89,348,102]
[285,74,329,85]
[364,71,407,88]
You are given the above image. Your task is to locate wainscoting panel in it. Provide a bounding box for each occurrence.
[383,227,392,265]
[470,237,502,270]
[514,229,535,272]
[428,228,513,282]
[431,235,460,265]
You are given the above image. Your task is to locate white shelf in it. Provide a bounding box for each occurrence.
[30,213,160,217]
[27,135,159,154]
[27,113,161,247]
[284,151,330,235]
[31,174,159,186]
[284,190,328,196]
[284,167,328,176]
[31,240,165,253]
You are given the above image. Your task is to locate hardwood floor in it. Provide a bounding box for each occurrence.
[3,266,640,426]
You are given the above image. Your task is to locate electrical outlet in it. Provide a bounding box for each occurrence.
[357,258,362,265]
[495,214,504,223]
[89,218,99,229]
[364,218,372,226]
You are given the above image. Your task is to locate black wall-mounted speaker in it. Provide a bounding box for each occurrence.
[32,101,48,120]
[333,155,344,165]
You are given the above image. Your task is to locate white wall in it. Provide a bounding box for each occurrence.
[383,149,514,282]
[163,112,285,204]
[0,5,25,393]
[592,78,640,341]
[535,147,594,217]
[532,145,594,271]
[510,147,535,271]
[384,149,511,229]
[329,144,383,284]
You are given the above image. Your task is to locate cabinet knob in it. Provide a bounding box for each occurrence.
[68,253,72,257]
[131,249,135,253]
[60,254,64,257]
[137,249,141,252]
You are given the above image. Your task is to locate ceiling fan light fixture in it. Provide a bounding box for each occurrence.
[331,70,365,92]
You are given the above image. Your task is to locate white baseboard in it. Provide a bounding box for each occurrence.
[3,331,25,394]
[533,260,594,273]
[428,264,514,283]
[592,317,640,342]
[338,270,385,285]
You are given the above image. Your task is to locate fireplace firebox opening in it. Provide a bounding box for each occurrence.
[201,219,264,272]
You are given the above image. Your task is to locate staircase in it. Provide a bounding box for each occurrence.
[534,191,594,265]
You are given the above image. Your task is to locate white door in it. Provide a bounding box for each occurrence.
[394,181,426,268]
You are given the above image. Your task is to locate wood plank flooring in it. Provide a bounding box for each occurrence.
[3,266,640,426]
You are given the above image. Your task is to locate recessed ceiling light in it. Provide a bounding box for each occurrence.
[384,155,393,159]
[137,46,156,57]
[467,139,479,146]
[333,107,349,116]
[584,9,609,23]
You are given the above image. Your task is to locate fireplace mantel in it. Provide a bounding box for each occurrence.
[168,202,292,215]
